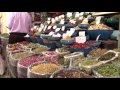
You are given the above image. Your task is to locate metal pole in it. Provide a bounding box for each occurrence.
[118,14,120,48]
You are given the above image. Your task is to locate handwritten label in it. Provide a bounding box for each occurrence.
[79,31,85,37]
[55,28,61,32]
[62,26,65,31]
[75,36,86,43]
[53,25,57,29]
[47,26,52,30]
[96,16,102,24]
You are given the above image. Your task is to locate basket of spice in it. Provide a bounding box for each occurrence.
[27,62,63,78]
[50,68,92,78]
[17,54,45,78]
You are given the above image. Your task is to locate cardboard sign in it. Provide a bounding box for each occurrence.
[67,12,72,18]
[75,12,80,18]
[79,31,85,37]
[75,36,86,43]
[96,16,102,24]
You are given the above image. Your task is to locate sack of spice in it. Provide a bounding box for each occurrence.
[64,52,83,67]
[79,59,103,74]
[27,62,63,78]
[92,62,120,78]
[9,51,34,67]
[0,55,5,75]
[50,68,92,78]
[97,50,119,64]
[42,51,59,64]
[17,54,45,78]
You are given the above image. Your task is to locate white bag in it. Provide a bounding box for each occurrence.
[0,55,5,75]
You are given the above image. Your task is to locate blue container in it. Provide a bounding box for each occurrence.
[44,42,57,49]
[70,48,93,57]
[87,30,114,40]
[61,39,75,45]
[78,24,91,29]
[36,38,44,45]
[56,42,63,48]
[65,24,77,28]
[47,36,61,41]
[57,24,65,28]
[24,37,32,42]
[88,41,102,47]
[30,37,38,43]
[41,34,49,39]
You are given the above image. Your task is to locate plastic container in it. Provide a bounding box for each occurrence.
[60,39,75,45]
[48,36,61,41]
[57,24,65,28]
[27,62,63,78]
[70,48,93,57]
[30,37,38,43]
[36,38,44,45]
[65,24,77,28]
[24,37,32,42]
[78,24,91,29]
[87,30,114,40]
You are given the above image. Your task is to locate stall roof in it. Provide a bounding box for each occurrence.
[92,12,119,16]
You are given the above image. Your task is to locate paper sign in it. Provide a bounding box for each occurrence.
[67,12,72,18]
[96,16,102,24]
[47,26,52,30]
[79,16,84,20]
[53,26,57,29]
[60,20,65,24]
[43,25,47,31]
[75,36,86,43]
[80,12,84,16]
[55,17,59,21]
[61,15,65,18]
[55,28,61,32]
[48,17,51,21]
[38,28,42,32]
[51,18,55,23]
[79,31,85,37]
[62,26,65,31]
[47,21,51,24]
[49,32,54,36]
[75,12,80,18]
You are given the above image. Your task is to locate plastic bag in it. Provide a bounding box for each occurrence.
[0,55,5,75]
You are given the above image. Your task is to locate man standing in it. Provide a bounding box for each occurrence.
[6,12,32,44]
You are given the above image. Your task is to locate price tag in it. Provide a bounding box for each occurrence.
[55,17,59,21]
[47,26,52,30]
[75,12,80,18]
[96,16,102,24]
[75,36,86,43]
[67,12,72,18]
[69,28,75,36]
[79,16,84,20]
[53,25,57,29]
[51,18,56,23]
[38,28,42,32]
[80,12,84,16]
[48,17,51,21]
[61,14,65,18]
[43,25,47,31]
[47,21,51,24]
[61,26,65,31]
[60,20,65,24]
[49,32,54,36]
[79,31,85,37]
[55,28,61,32]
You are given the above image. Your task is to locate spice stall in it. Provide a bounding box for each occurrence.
[0,12,120,78]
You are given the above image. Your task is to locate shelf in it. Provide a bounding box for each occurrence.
[92,12,119,16]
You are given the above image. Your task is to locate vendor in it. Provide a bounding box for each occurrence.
[6,12,33,44]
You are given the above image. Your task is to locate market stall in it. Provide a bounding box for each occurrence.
[0,12,120,78]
